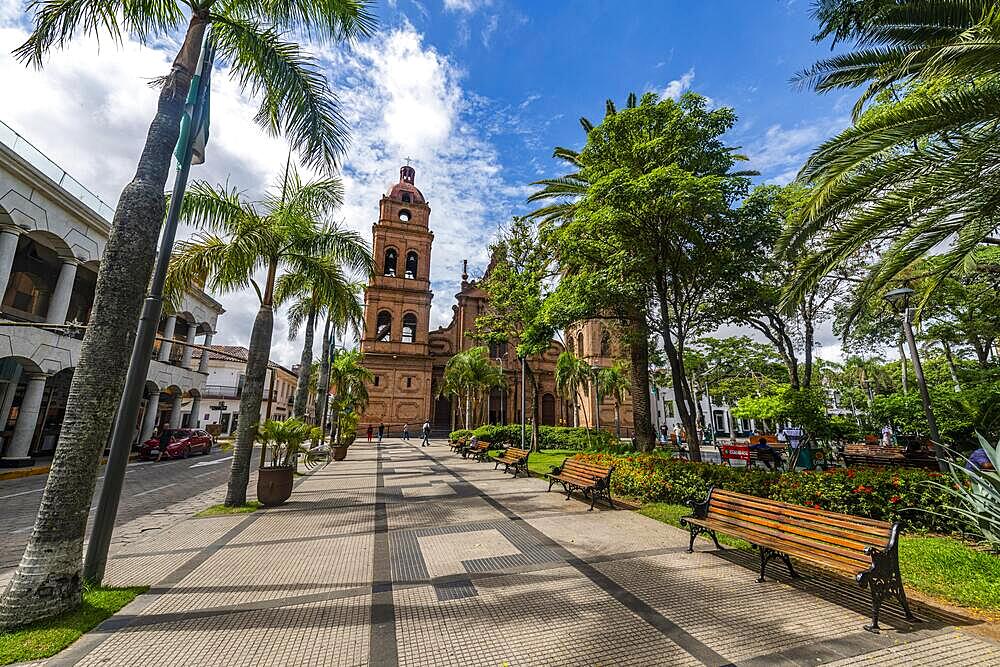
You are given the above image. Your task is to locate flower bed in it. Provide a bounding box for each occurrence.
[575,452,961,534]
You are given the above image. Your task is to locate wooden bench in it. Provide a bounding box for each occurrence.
[546,457,615,510]
[842,443,939,470]
[493,446,530,477]
[449,438,467,453]
[462,441,491,462]
[680,487,915,633]
[720,440,788,469]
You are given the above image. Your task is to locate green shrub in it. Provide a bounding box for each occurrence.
[466,425,630,452]
[575,452,960,533]
[448,429,474,443]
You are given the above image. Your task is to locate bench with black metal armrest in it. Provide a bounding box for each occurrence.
[545,457,615,511]
[493,446,530,477]
[679,486,916,633]
[449,438,467,454]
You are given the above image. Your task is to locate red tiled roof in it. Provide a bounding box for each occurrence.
[207,345,295,376]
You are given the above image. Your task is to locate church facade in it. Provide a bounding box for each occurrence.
[358,165,634,435]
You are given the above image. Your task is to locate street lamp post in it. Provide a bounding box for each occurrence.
[520,355,527,449]
[884,286,948,472]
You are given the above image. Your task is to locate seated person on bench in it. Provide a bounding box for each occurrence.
[750,437,782,470]
[967,446,995,472]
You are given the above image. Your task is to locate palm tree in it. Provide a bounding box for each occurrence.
[596,361,630,437]
[437,347,505,429]
[314,282,364,440]
[164,165,372,507]
[783,0,1000,312]
[274,252,363,421]
[0,2,375,630]
[555,351,593,431]
[328,349,373,444]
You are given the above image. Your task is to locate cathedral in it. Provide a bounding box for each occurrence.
[358,165,634,434]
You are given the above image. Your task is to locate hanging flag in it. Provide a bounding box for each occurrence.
[175,32,214,166]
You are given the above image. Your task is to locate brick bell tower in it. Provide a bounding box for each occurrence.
[359,164,435,429]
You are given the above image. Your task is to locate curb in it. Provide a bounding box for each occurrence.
[0,454,140,482]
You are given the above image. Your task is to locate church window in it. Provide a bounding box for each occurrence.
[401,312,417,343]
[376,310,392,341]
[383,249,397,277]
[399,209,411,222]
[406,377,412,388]
[374,375,380,387]
[600,329,611,356]
[576,332,584,357]
[566,335,574,355]
[404,251,418,279]
[401,192,411,203]
[488,340,507,359]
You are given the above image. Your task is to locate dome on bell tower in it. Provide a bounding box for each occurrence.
[388,164,425,204]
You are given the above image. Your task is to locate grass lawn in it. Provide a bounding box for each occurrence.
[0,586,147,665]
[195,501,261,517]
[486,448,579,477]
[637,501,1000,615]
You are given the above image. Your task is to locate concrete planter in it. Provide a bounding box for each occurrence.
[257,465,294,506]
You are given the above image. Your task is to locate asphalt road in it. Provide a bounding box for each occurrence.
[0,447,239,572]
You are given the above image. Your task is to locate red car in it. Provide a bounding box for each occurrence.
[139,429,213,460]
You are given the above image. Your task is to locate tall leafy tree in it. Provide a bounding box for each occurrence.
[475,217,558,449]
[550,92,753,459]
[328,349,373,444]
[784,0,1000,309]
[164,167,371,507]
[0,1,375,629]
[595,361,629,436]
[314,282,364,437]
[529,95,658,451]
[437,347,506,429]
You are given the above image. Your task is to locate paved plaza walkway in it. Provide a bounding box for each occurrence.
[38,439,1000,666]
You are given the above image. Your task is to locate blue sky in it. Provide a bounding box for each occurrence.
[0,0,853,363]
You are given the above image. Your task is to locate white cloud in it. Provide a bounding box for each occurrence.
[443,0,489,12]
[745,117,847,178]
[481,14,499,47]
[0,20,521,365]
[519,93,541,109]
[662,68,695,100]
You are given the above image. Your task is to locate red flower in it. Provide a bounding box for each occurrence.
[889,495,901,503]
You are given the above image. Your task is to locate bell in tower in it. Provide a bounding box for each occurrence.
[400,164,415,184]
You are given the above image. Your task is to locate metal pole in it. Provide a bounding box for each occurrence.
[84,39,214,584]
[903,307,947,471]
[520,356,526,448]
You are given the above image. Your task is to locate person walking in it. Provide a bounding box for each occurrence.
[155,426,172,462]
[421,420,431,447]
[402,423,410,441]
[377,422,385,444]
[366,424,373,443]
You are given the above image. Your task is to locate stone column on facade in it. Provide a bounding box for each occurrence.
[46,258,79,324]
[2,373,47,464]
[198,333,213,373]
[168,392,183,429]
[0,363,23,441]
[158,315,177,362]
[0,227,21,303]
[139,392,161,443]
[189,395,201,428]
[180,325,197,368]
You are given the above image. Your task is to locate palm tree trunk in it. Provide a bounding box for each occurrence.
[293,302,317,419]
[0,16,209,629]
[316,316,332,439]
[226,259,277,506]
[626,312,657,453]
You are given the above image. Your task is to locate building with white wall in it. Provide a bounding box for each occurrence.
[201,346,297,436]
[649,376,743,439]
[0,120,224,466]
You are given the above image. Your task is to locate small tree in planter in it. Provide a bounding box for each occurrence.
[256,418,323,505]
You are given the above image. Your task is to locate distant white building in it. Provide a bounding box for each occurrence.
[201,346,298,436]
[0,120,224,466]
[648,376,743,438]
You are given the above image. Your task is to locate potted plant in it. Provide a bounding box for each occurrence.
[332,409,359,460]
[256,418,315,506]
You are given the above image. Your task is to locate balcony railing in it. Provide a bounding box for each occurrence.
[0,119,115,221]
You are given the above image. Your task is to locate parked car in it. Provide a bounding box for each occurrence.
[138,429,213,460]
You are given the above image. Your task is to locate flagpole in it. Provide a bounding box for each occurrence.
[83,35,216,584]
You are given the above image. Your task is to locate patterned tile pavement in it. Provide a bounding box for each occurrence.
[42,438,1000,666]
